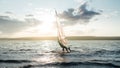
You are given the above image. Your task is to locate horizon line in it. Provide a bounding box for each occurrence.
[0,36,120,40]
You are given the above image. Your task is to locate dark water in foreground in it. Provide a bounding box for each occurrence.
[0,40,120,68]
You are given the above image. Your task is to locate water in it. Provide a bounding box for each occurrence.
[0,40,120,68]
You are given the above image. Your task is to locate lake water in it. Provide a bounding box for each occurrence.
[0,40,120,68]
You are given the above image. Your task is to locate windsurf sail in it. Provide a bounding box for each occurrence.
[55,10,68,46]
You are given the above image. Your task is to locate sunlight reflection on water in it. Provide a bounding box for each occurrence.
[33,53,65,64]
[32,40,66,64]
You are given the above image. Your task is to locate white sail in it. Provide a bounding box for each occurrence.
[55,10,67,46]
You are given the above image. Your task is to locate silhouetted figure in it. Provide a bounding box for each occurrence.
[58,39,71,53]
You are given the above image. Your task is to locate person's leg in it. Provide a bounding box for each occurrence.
[65,47,69,53]
[62,48,65,52]
[68,47,71,52]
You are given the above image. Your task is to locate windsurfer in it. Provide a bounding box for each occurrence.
[58,38,71,53]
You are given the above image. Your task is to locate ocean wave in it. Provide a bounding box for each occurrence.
[8,49,33,52]
[92,49,120,55]
[21,61,120,68]
[0,59,33,63]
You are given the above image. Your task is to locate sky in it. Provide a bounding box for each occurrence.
[0,0,120,37]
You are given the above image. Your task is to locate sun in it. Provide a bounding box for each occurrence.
[34,10,57,36]
[39,12,56,34]
[35,9,56,31]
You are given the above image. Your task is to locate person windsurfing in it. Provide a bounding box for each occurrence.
[55,10,71,53]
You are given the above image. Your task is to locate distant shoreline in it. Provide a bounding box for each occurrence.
[0,36,120,40]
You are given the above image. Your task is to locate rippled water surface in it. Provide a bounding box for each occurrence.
[0,40,120,68]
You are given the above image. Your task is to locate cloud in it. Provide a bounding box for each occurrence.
[74,0,86,4]
[101,10,119,20]
[64,24,96,36]
[0,15,26,34]
[5,11,13,14]
[25,14,34,17]
[0,14,42,35]
[58,2,101,25]
[25,18,41,25]
[74,0,93,4]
